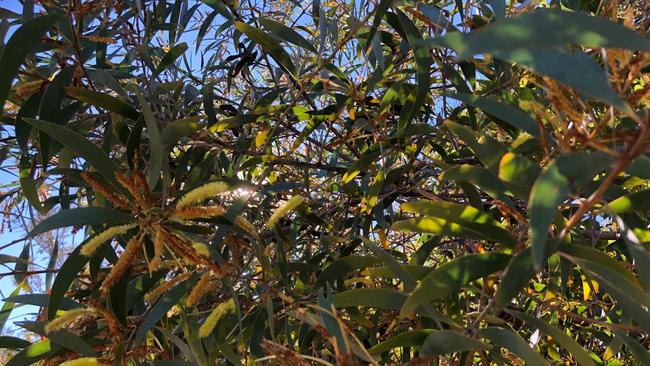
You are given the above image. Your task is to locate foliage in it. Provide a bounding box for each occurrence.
[0,0,649,364]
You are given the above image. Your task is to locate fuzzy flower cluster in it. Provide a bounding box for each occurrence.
[80,223,137,256]
[198,298,236,338]
[175,181,230,208]
[44,308,97,333]
[267,195,303,229]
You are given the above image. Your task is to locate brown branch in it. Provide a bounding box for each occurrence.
[558,111,650,239]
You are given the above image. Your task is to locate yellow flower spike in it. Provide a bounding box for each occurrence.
[186,271,214,307]
[175,181,231,208]
[44,308,96,333]
[267,195,303,229]
[80,224,137,256]
[172,205,226,220]
[198,298,236,337]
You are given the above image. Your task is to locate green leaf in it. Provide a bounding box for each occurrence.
[66,87,140,120]
[480,326,550,366]
[368,329,433,354]
[19,155,44,213]
[626,154,650,179]
[48,244,88,319]
[401,253,510,316]
[396,200,517,248]
[445,93,540,138]
[334,288,406,310]
[365,0,393,51]
[491,49,628,112]
[153,42,188,77]
[201,0,233,21]
[529,152,612,269]
[22,118,122,190]
[341,150,381,184]
[498,152,540,200]
[132,87,163,189]
[558,243,638,283]
[259,18,316,52]
[394,9,431,128]
[39,66,75,121]
[291,106,338,151]
[439,8,650,59]
[38,66,76,166]
[13,243,30,285]
[18,321,96,357]
[558,243,650,332]
[361,237,417,290]
[611,215,650,290]
[5,339,55,366]
[440,165,514,207]
[507,310,594,366]
[445,121,508,174]
[361,238,451,325]
[612,330,650,365]
[313,256,381,289]
[29,207,132,237]
[0,284,24,334]
[45,240,58,290]
[208,114,260,133]
[4,294,80,310]
[606,189,650,214]
[0,336,31,349]
[235,22,296,75]
[160,116,200,151]
[494,247,535,310]
[0,14,60,115]
[135,275,195,342]
[421,330,484,356]
[196,10,220,51]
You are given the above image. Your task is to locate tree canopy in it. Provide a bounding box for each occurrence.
[0,0,649,365]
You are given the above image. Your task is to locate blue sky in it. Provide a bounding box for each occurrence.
[1,0,50,336]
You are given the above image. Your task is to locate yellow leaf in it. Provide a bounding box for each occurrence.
[582,278,591,301]
[254,126,271,148]
[378,228,389,249]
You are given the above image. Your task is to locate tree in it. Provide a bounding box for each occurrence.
[0,0,648,364]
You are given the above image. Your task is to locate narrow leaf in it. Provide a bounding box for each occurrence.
[235,22,296,75]
[0,15,59,115]
[401,253,510,316]
[153,42,188,77]
[29,207,132,237]
[22,118,122,189]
